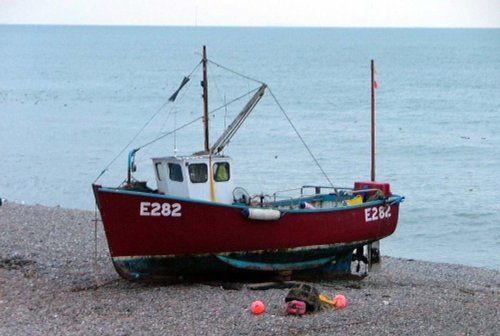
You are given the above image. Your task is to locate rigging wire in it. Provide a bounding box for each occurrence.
[208,59,264,85]
[132,86,261,152]
[93,62,201,183]
[267,87,338,194]
[141,74,193,162]
[207,86,260,116]
[206,58,334,182]
[92,206,101,287]
[135,116,203,150]
[94,55,335,193]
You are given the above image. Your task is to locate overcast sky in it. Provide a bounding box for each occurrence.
[1,0,499,28]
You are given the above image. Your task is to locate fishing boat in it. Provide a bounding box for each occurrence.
[92,47,404,282]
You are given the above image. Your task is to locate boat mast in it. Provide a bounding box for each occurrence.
[202,46,209,153]
[370,59,376,182]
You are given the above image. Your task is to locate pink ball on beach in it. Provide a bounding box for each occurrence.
[334,294,347,309]
[250,300,265,315]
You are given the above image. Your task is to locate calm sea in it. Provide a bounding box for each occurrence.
[1,25,499,270]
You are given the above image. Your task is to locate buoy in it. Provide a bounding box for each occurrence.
[333,294,347,309]
[250,300,265,315]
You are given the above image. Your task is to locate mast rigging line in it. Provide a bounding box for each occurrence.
[138,86,262,150]
[93,62,201,183]
[206,58,335,190]
[267,88,338,195]
[94,56,336,193]
[207,59,265,85]
[135,56,265,155]
[93,84,261,183]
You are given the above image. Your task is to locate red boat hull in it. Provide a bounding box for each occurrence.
[93,185,402,280]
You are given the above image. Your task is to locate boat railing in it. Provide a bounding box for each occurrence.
[271,185,388,205]
[271,185,338,205]
[301,185,388,198]
[272,185,349,200]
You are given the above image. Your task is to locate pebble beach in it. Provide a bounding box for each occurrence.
[1,202,498,335]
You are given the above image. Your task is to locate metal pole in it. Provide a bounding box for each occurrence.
[202,45,209,153]
[371,60,376,182]
[368,60,381,272]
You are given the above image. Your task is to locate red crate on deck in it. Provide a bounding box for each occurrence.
[354,181,392,197]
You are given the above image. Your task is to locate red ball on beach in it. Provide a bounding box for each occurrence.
[250,300,265,315]
[333,294,347,309]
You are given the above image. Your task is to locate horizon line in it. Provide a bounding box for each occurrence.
[1,23,499,29]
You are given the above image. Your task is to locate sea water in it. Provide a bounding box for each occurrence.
[1,25,499,270]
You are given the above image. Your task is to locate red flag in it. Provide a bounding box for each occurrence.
[373,80,378,89]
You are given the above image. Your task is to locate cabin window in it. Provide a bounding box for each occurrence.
[168,163,183,182]
[214,162,230,182]
[188,163,208,183]
[155,163,166,181]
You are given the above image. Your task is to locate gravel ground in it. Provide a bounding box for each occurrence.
[1,202,499,335]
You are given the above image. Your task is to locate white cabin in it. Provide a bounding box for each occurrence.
[152,155,234,204]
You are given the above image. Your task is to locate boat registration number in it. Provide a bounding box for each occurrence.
[139,202,182,217]
[364,205,391,222]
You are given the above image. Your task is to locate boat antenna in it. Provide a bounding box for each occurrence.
[371,59,376,182]
[202,45,209,153]
[173,107,178,156]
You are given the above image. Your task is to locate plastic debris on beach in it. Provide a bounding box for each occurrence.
[285,283,322,314]
[283,283,349,315]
